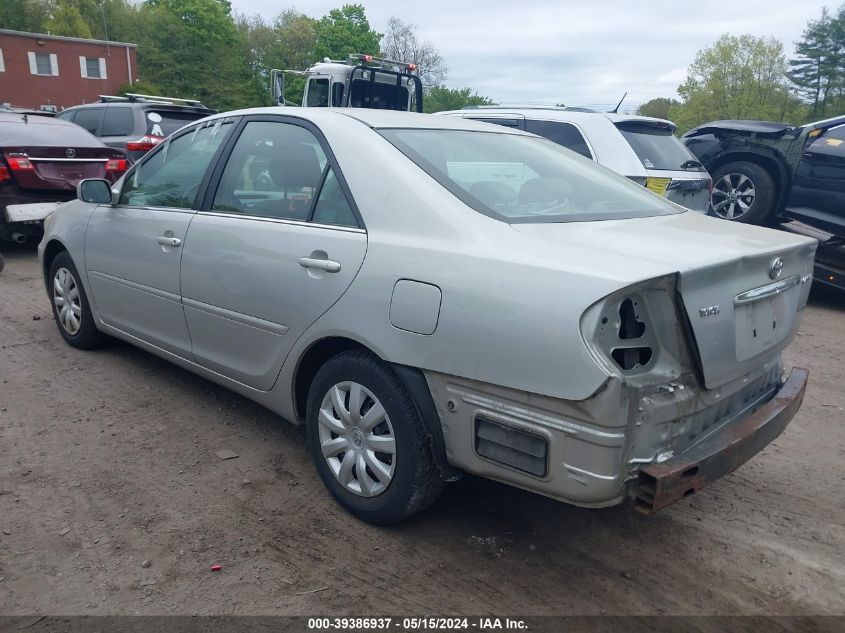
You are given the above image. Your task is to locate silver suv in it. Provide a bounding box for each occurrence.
[438,106,712,213]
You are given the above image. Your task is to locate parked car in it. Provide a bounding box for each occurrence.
[40,108,814,524]
[1,111,127,244]
[437,106,712,212]
[683,116,845,291]
[56,93,216,163]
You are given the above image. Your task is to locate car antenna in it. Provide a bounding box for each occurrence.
[610,92,627,114]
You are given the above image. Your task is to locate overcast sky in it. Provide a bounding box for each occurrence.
[231,0,832,109]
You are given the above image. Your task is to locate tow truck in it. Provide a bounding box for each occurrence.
[271,54,423,112]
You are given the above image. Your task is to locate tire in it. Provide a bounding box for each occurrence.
[305,350,445,525]
[710,160,776,224]
[48,251,108,349]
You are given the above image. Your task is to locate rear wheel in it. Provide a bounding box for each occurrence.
[305,350,444,524]
[48,251,107,349]
[710,161,776,224]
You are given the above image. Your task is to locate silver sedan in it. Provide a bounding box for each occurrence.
[39,109,816,524]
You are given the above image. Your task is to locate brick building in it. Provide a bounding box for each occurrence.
[0,29,137,111]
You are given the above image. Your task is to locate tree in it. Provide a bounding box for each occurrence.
[136,0,262,110]
[46,0,94,37]
[637,97,680,120]
[313,4,380,61]
[380,16,446,87]
[790,5,845,118]
[423,86,495,113]
[671,34,804,133]
[0,0,54,32]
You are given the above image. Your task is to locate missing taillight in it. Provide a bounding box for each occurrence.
[619,298,645,339]
[612,346,653,371]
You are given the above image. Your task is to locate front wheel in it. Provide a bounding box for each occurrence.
[709,161,776,224]
[305,351,444,524]
[48,251,108,349]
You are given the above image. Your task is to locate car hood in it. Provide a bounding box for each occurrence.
[511,211,817,389]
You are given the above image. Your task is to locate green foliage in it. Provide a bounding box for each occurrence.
[789,4,845,119]
[46,0,93,37]
[637,97,680,120]
[313,4,381,61]
[671,34,805,133]
[423,86,495,113]
[0,0,53,32]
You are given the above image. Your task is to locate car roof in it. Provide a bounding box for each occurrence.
[201,107,532,133]
[437,106,675,129]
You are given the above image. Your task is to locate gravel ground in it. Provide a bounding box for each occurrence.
[0,246,843,616]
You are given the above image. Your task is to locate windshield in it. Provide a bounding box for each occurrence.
[379,129,682,223]
[615,121,704,171]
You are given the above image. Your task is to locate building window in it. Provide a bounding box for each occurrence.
[80,56,107,79]
[0,49,5,72]
[28,52,58,76]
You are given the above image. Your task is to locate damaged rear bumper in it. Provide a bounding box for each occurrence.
[632,367,809,512]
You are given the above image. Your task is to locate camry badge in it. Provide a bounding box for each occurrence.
[66,148,76,158]
[768,257,784,280]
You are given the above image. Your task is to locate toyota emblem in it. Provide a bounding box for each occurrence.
[65,148,76,158]
[768,257,784,280]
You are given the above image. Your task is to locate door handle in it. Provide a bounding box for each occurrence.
[298,257,341,273]
[157,236,182,248]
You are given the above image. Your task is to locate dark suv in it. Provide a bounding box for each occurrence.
[683,115,845,291]
[56,93,216,163]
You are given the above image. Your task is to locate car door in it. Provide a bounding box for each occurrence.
[786,124,845,235]
[84,117,237,356]
[180,117,367,391]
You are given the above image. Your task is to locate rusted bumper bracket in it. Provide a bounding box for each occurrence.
[633,367,809,513]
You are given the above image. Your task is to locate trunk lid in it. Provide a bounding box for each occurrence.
[3,145,124,191]
[511,212,816,389]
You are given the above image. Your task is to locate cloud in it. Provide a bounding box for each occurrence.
[231,0,831,107]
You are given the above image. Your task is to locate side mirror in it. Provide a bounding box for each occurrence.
[77,178,114,204]
[270,69,285,106]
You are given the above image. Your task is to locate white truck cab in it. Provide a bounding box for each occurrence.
[272,55,423,112]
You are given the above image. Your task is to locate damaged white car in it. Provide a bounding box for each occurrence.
[39,109,815,524]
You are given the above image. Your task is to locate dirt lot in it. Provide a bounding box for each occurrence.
[0,246,843,616]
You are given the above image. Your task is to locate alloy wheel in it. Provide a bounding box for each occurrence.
[53,267,82,335]
[711,173,756,220]
[317,381,396,498]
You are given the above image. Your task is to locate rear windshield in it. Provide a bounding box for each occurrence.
[0,116,103,147]
[145,110,206,137]
[379,129,682,223]
[615,121,704,171]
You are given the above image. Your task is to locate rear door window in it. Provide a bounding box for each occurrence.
[120,118,235,208]
[525,120,592,158]
[615,121,704,171]
[73,108,104,135]
[101,107,134,137]
[211,120,334,222]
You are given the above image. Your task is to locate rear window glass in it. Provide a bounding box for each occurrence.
[525,120,592,158]
[146,110,204,137]
[101,107,134,136]
[380,128,681,223]
[615,122,704,171]
[349,70,410,110]
[0,116,103,146]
